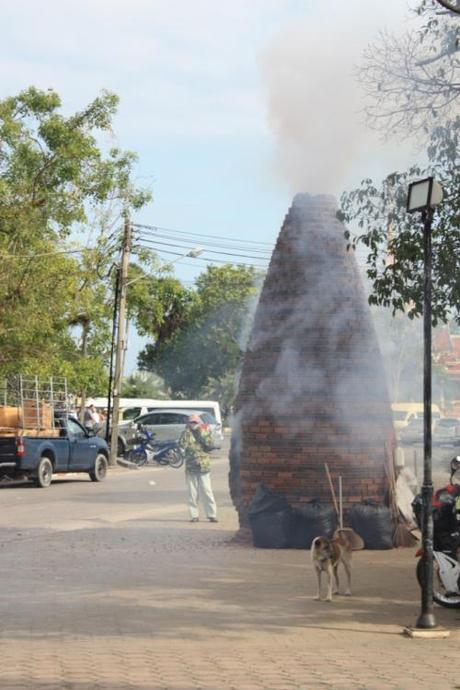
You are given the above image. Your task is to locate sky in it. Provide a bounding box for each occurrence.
[1,0,424,372]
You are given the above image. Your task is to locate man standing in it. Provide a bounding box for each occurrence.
[83,403,100,432]
[179,414,218,523]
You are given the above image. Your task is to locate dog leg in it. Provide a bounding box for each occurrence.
[325,565,333,602]
[343,559,352,596]
[314,569,322,600]
[333,563,340,595]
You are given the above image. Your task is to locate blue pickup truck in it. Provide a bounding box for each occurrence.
[0,415,110,488]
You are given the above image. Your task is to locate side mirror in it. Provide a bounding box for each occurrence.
[450,456,460,484]
[450,456,460,473]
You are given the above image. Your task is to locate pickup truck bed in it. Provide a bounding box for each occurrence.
[0,415,110,487]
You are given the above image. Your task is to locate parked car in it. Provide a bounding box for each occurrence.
[399,418,424,445]
[392,402,441,431]
[119,408,224,450]
[399,416,438,445]
[433,417,460,446]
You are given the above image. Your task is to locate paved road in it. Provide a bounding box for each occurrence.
[0,451,231,537]
[0,438,459,690]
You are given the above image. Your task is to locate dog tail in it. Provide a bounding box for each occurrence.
[310,536,321,560]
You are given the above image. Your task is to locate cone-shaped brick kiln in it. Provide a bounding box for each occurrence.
[230,194,395,527]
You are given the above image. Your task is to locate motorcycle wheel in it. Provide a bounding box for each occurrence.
[127,449,148,467]
[416,557,460,608]
[164,448,184,469]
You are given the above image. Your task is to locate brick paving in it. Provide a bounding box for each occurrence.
[0,455,458,689]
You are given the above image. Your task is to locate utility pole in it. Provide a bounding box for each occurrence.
[78,318,90,426]
[109,214,132,465]
[105,267,120,444]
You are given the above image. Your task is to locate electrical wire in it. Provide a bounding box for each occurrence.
[137,246,269,270]
[132,222,274,247]
[135,236,272,262]
[134,229,272,255]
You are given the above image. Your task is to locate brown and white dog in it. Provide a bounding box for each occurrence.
[311,530,353,601]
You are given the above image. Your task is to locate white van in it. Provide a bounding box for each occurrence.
[123,400,222,426]
[90,398,222,426]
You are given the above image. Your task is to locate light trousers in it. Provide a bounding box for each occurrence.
[186,471,217,520]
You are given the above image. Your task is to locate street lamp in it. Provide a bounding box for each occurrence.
[125,247,203,287]
[407,176,443,631]
[107,245,203,463]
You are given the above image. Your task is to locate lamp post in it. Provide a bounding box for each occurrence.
[108,245,203,465]
[406,176,443,629]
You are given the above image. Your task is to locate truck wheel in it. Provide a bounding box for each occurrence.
[35,456,53,488]
[89,453,108,482]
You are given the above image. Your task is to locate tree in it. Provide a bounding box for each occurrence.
[136,265,262,399]
[340,117,460,324]
[0,87,150,391]
[357,2,459,140]
[340,3,460,408]
[121,370,168,398]
[200,371,239,421]
[372,307,423,402]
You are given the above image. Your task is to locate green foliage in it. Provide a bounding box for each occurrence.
[0,87,151,392]
[121,370,168,398]
[340,118,460,326]
[200,371,239,421]
[127,268,196,343]
[136,264,262,398]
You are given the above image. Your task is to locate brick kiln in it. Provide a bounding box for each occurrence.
[229,193,395,527]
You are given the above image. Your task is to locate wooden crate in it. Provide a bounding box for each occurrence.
[22,400,53,430]
[0,406,21,428]
[0,427,60,438]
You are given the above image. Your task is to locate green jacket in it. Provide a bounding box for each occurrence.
[179,426,213,474]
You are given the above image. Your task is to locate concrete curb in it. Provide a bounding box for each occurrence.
[113,458,139,470]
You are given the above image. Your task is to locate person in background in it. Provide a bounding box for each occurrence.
[179,414,218,523]
[83,403,100,432]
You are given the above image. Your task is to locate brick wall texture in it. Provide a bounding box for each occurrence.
[229,194,395,527]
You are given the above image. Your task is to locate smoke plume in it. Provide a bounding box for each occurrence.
[260,1,414,194]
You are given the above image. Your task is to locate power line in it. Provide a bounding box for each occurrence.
[136,246,268,270]
[132,222,274,248]
[134,236,272,262]
[134,228,272,255]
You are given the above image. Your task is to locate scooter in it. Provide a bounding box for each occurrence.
[413,456,460,608]
[127,426,184,469]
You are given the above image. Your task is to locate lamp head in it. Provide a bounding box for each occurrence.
[407,177,443,213]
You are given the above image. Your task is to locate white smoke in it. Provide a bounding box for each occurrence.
[260,0,419,194]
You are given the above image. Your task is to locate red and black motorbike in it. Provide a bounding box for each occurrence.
[413,456,460,608]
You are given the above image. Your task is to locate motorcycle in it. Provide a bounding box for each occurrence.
[127,426,184,469]
[413,456,460,608]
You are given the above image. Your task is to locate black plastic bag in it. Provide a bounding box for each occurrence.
[290,501,338,549]
[248,483,292,548]
[349,501,393,549]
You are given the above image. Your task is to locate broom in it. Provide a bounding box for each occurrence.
[324,463,364,550]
